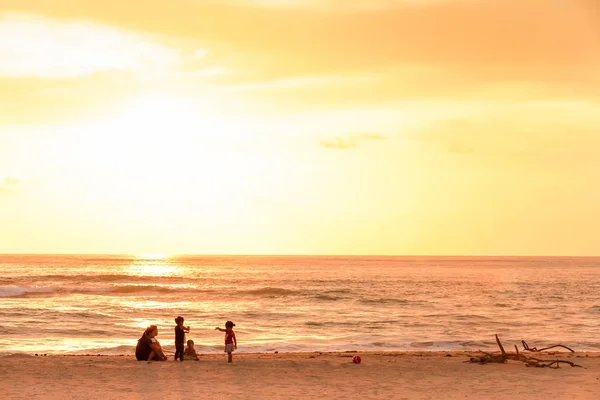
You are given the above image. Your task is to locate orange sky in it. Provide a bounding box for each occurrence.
[1,0,599,255]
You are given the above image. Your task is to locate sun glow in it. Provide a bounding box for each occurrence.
[137,253,167,260]
[68,93,258,188]
[2,1,600,256]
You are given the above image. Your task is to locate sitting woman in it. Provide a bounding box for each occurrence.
[136,325,167,362]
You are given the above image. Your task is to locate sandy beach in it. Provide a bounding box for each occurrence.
[1,351,599,399]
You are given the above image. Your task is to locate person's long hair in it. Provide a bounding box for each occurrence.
[139,325,158,340]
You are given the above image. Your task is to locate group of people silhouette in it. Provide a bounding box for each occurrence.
[135,317,237,363]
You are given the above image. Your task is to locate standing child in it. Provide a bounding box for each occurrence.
[184,339,200,361]
[215,321,237,363]
[174,316,190,361]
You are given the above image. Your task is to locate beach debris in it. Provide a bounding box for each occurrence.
[466,334,584,368]
[521,340,575,353]
[352,355,362,364]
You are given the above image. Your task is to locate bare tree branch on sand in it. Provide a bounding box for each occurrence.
[466,334,584,369]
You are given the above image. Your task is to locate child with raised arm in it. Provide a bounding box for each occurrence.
[184,339,200,361]
[174,316,190,361]
[215,320,237,363]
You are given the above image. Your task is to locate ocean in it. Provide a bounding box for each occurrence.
[1,255,599,355]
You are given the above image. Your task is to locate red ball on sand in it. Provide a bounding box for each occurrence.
[352,355,361,364]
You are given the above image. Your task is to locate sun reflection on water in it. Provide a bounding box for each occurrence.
[126,255,183,277]
[126,264,183,277]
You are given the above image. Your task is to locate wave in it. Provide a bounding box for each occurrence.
[313,294,343,301]
[11,274,191,284]
[110,285,211,295]
[0,285,314,299]
[0,285,214,298]
[0,285,423,306]
[0,286,55,297]
[323,289,353,295]
[0,352,37,358]
[359,298,412,305]
[241,287,296,296]
[410,341,435,348]
[67,345,136,355]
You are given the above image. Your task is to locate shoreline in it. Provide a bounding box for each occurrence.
[6,349,600,357]
[1,351,599,399]
[5,341,600,356]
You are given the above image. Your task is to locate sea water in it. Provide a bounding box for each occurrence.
[1,255,599,355]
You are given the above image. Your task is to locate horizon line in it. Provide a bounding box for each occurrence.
[0,253,599,258]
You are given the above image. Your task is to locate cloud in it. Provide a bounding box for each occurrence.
[357,133,387,141]
[190,48,209,59]
[190,67,234,78]
[0,177,22,194]
[0,13,182,78]
[320,137,357,149]
[225,73,379,92]
[158,0,599,85]
[320,133,387,149]
[4,1,597,89]
[0,176,45,195]
[3,177,20,185]
[214,0,473,10]
[408,101,600,157]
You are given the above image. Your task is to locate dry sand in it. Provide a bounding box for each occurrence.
[1,351,599,399]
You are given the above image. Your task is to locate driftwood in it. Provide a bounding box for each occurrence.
[467,335,583,368]
[521,340,575,353]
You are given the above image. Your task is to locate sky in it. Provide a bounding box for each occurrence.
[0,0,599,255]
